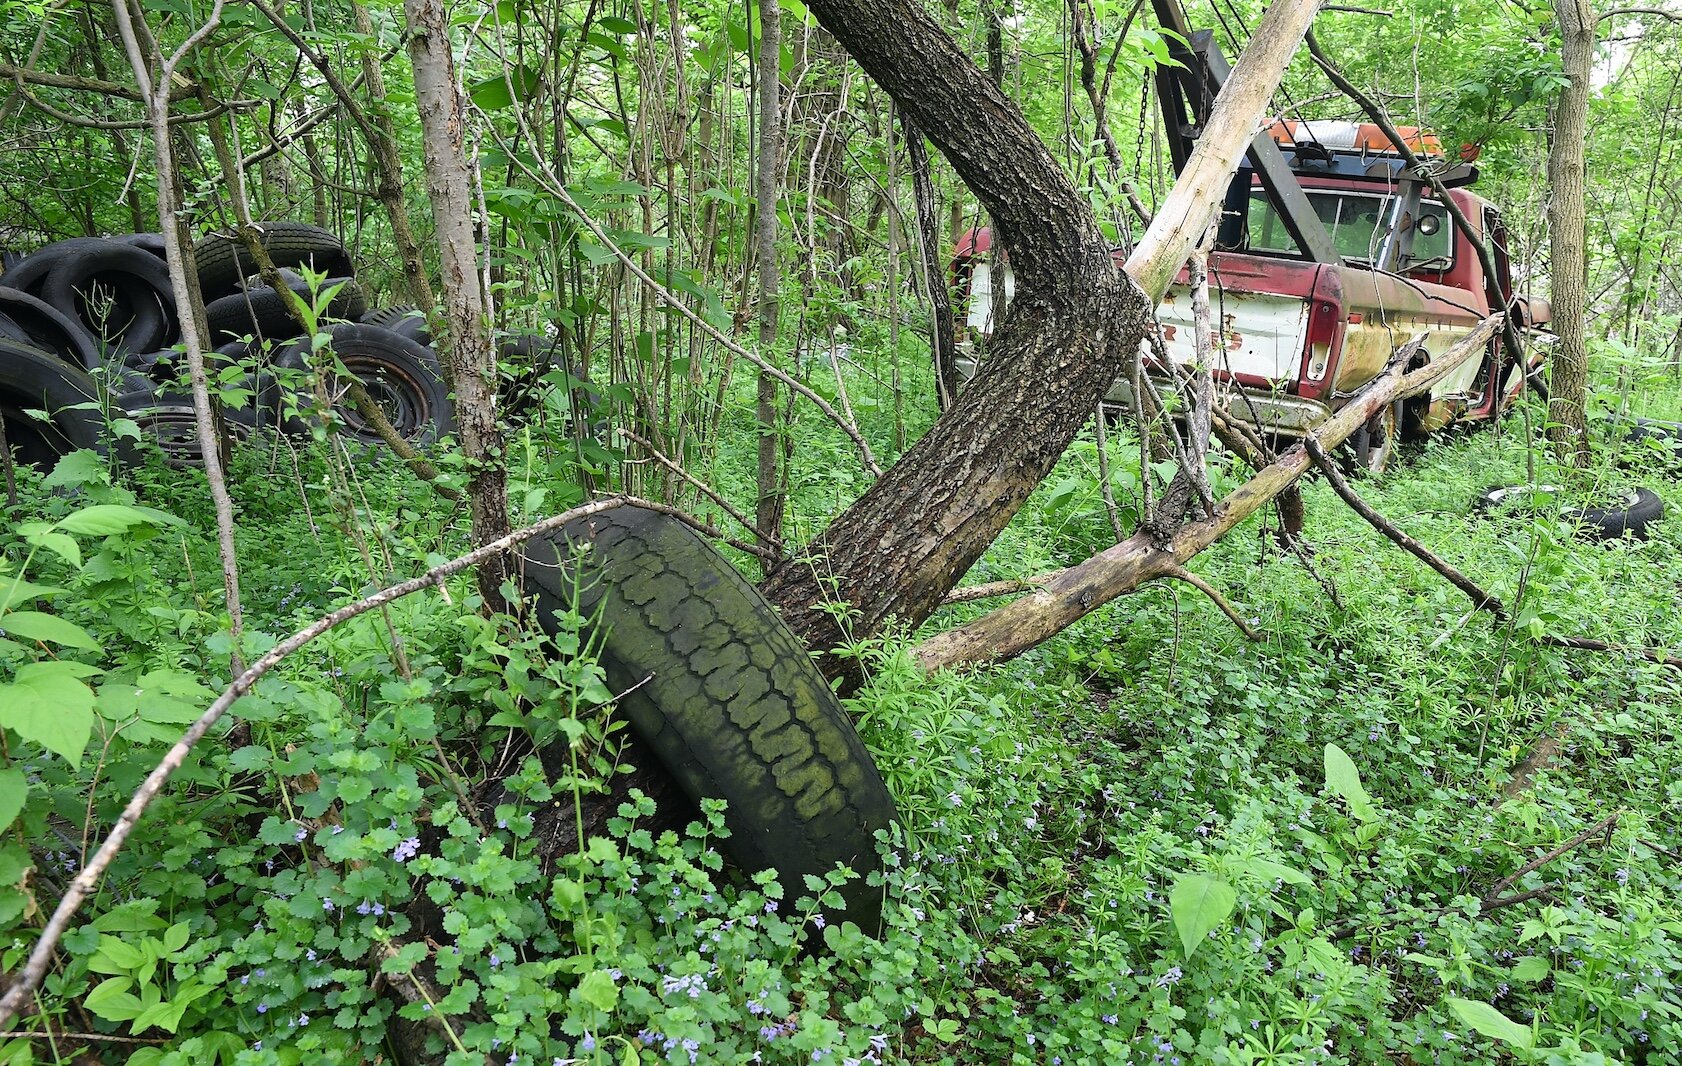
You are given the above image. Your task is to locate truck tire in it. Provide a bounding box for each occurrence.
[205,276,366,344]
[1474,483,1664,541]
[274,323,451,445]
[520,505,896,932]
[0,287,103,371]
[0,338,105,469]
[193,224,354,300]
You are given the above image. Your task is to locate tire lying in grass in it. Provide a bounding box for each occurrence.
[1624,419,1682,467]
[519,504,897,932]
[193,223,354,300]
[274,323,452,446]
[205,276,366,345]
[1474,483,1665,541]
[0,337,104,468]
[0,286,106,372]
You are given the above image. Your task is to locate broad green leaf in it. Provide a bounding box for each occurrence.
[1,662,96,765]
[0,576,67,605]
[1447,997,1534,1048]
[1242,858,1313,887]
[40,449,107,490]
[22,528,81,568]
[83,977,144,1022]
[0,610,98,650]
[0,769,25,830]
[1324,743,1378,822]
[574,969,619,1012]
[1170,874,1237,959]
[1510,956,1550,982]
[55,503,178,536]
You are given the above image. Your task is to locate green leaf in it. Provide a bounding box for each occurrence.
[1242,858,1313,888]
[0,769,26,831]
[1170,874,1237,959]
[83,977,144,1022]
[0,575,66,605]
[40,450,108,490]
[1324,743,1378,822]
[21,527,81,568]
[0,662,96,766]
[56,504,156,536]
[1447,997,1534,1048]
[574,969,619,1012]
[1510,956,1550,982]
[0,610,98,650]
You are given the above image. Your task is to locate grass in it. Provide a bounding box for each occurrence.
[3,352,1681,1064]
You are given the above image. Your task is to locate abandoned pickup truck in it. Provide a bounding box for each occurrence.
[951,120,1552,473]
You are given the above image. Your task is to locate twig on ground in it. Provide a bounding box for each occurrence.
[1482,812,1618,903]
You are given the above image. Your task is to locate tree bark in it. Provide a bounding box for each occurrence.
[754,0,785,557]
[113,0,246,674]
[759,0,1326,670]
[403,0,512,610]
[1547,0,1594,466]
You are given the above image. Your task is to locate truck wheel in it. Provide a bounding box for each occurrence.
[519,504,896,933]
[1351,401,1400,476]
[274,323,451,445]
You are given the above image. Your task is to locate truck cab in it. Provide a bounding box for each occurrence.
[952,120,1550,470]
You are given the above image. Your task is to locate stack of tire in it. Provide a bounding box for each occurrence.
[0,223,456,471]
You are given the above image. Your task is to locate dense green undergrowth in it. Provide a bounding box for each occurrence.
[3,355,1681,1065]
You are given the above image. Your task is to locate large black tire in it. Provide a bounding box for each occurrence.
[520,505,896,931]
[1474,483,1665,541]
[110,233,168,258]
[204,276,367,345]
[193,224,354,300]
[360,306,431,347]
[274,323,452,446]
[0,237,114,294]
[0,287,103,371]
[35,241,177,357]
[0,337,104,469]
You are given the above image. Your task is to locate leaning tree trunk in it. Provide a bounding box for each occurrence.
[759,0,1326,671]
[404,0,512,610]
[1547,0,1593,466]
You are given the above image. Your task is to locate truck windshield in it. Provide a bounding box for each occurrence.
[1245,189,1453,269]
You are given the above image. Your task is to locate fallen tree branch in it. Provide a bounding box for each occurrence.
[1167,566,1260,640]
[0,496,637,1030]
[911,322,1494,672]
[1302,438,1682,674]
[1482,811,1617,903]
[1304,437,1505,618]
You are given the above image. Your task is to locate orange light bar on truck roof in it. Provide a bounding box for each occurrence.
[1263,119,1443,157]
